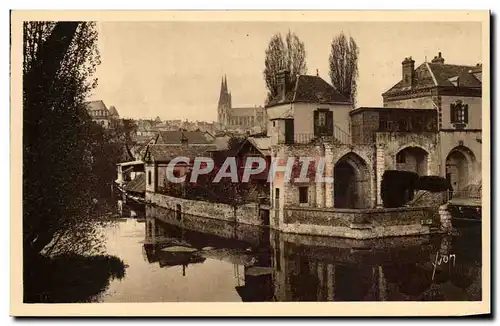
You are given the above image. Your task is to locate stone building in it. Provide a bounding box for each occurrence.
[266,70,443,238]
[85,100,114,128]
[382,52,482,192]
[217,75,267,134]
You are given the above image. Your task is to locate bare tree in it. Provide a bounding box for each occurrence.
[264,30,307,102]
[328,32,359,105]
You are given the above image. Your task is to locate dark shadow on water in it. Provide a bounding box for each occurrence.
[24,254,126,303]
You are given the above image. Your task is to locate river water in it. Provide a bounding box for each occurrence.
[92,203,482,302]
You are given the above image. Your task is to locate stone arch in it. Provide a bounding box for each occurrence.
[395,145,429,176]
[333,152,372,208]
[445,145,477,192]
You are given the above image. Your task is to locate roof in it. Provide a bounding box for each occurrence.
[134,134,158,144]
[108,105,119,117]
[124,174,146,193]
[247,137,271,156]
[229,107,257,117]
[117,160,144,167]
[85,100,108,112]
[266,75,351,108]
[157,131,213,145]
[350,107,437,116]
[383,62,481,96]
[147,145,216,162]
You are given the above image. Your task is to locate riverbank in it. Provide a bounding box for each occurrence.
[23,254,126,303]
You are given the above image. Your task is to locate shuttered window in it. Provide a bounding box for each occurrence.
[314,109,334,137]
[451,102,469,124]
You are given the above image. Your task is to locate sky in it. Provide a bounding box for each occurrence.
[90,21,482,122]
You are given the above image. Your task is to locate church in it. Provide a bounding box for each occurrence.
[217,75,266,134]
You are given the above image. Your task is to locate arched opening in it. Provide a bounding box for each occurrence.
[395,146,428,176]
[446,146,476,192]
[334,153,371,209]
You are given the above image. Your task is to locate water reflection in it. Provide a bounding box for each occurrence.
[97,203,481,302]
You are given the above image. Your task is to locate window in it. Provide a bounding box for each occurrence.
[396,151,405,163]
[318,111,326,127]
[314,110,333,136]
[450,101,469,124]
[273,121,276,127]
[148,171,152,185]
[299,187,308,203]
[275,188,280,209]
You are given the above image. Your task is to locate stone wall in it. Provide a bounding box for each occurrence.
[146,191,261,226]
[439,130,482,183]
[375,132,440,175]
[350,110,379,144]
[146,205,267,247]
[277,205,438,239]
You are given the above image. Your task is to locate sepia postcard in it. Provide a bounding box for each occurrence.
[10,10,491,317]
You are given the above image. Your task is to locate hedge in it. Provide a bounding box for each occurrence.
[381,171,452,208]
[415,176,452,192]
[381,170,419,208]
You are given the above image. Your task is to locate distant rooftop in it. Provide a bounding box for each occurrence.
[85,100,108,112]
[383,53,481,97]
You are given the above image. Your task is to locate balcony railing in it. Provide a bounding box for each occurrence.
[447,190,482,201]
[291,125,351,145]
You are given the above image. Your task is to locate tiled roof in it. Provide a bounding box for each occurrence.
[124,174,146,193]
[383,62,481,96]
[85,100,108,112]
[147,145,216,162]
[247,137,271,156]
[266,75,350,108]
[108,105,119,117]
[157,130,213,145]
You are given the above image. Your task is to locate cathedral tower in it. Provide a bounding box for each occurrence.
[217,75,231,126]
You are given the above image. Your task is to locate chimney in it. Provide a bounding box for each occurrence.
[276,69,290,101]
[402,56,415,88]
[431,52,445,64]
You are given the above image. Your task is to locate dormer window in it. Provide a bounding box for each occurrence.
[449,76,459,87]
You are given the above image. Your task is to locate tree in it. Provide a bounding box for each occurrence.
[263,30,307,102]
[328,32,359,105]
[108,118,139,160]
[23,21,103,258]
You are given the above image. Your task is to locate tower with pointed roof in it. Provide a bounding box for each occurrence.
[217,75,232,126]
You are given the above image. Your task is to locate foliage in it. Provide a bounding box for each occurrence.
[381,172,452,207]
[23,254,125,303]
[328,31,359,105]
[23,21,113,258]
[263,30,307,102]
[415,176,452,193]
[381,170,419,208]
[108,118,139,160]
